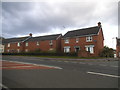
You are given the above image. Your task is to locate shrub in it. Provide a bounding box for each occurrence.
[99,46,114,57]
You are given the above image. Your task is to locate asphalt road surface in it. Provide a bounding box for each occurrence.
[1,56,119,88]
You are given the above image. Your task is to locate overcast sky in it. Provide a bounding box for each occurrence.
[1,0,119,49]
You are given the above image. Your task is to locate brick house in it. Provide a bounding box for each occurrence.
[3,34,62,53]
[24,34,62,52]
[2,34,32,53]
[2,22,104,57]
[0,37,4,53]
[61,22,104,57]
[116,38,120,58]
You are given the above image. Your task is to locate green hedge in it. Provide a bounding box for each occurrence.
[2,52,77,57]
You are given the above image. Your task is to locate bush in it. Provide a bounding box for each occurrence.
[2,52,77,57]
[99,46,114,58]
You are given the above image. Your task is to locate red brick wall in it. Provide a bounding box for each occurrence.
[95,29,104,56]
[116,45,120,58]
[56,36,62,52]
[4,38,62,53]
[24,40,57,52]
[4,42,23,53]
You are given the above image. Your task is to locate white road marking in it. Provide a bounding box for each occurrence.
[0,83,9,89]
[64,61,69,63]
[2,60,63,69]
[111,66,118,68]
[40,60,44,61]
[2,66,34,68]
[57,61,62,62]
[88,63,93,65]
[79,62,85,64]
[87,71,120,78]
[71,62,77,63]
[99,64,107,66]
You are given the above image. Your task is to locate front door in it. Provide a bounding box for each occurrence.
[74,46,80,53]
[75,48,79,53]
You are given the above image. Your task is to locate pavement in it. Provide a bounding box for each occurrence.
[1,56,119,89]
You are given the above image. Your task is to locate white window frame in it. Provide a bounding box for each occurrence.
[64,39,69,44]
[74,46,80,52]
[26,42,28,46]
[7,49,10,52]
[17,42,20,47]
[49,40,53,45]
[8,43,10,47]
[85,45,94,54]
[64,46,70,53]
[17,49,20,53]
[36,42,39,46]
[86,36,92,42]
[76,38,79,43]
[25,49,28,52]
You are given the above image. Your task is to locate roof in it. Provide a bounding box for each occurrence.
[63,26,101,38]
[2,36,30,44]
[27,34,62,42]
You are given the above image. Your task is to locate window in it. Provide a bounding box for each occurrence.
[36,42,39,46]
[17,43,20,47]
[74,46,80,52]
[17,49,20,53]
[25,49,28,52]
[8,43,10,47]
[26,42,28,46]
[85,45,94,54]
[64,46,70,53]
[49,40,53,45]
[7,49,10,52]
[64,39,69,43]
[86,36,92,42]
[76,38,79,43]
[119,52,120,57]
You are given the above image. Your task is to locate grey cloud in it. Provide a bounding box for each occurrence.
[2,1,118,38]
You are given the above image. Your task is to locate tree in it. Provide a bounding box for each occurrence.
[99,46,114,57]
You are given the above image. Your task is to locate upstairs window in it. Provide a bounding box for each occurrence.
[76,38,79,43]
[64,39,69,44]
[49,40,53,45]
[17,43,20,47]
[36,42,39,46]
[86,36,92,42]
[26,42,28,46]
[8,43,10,47]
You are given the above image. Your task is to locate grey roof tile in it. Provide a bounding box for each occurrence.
[27,34,62,42]
[2,36,30,44]
[63,26,100,38]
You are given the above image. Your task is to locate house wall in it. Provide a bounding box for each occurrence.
[4,38,62,53]
[95,29,104,56]
[4,42,23,53]
[24,40,58,52]
[116,46,120,58]
[0,44,4,53]
[116,39,120,58]
[61,29,104,57]
[56,36,62,52]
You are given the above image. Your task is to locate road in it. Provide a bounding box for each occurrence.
[1,56,119,88]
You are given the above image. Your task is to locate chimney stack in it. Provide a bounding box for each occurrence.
[98,22,101,27]
[29,33,32,37]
